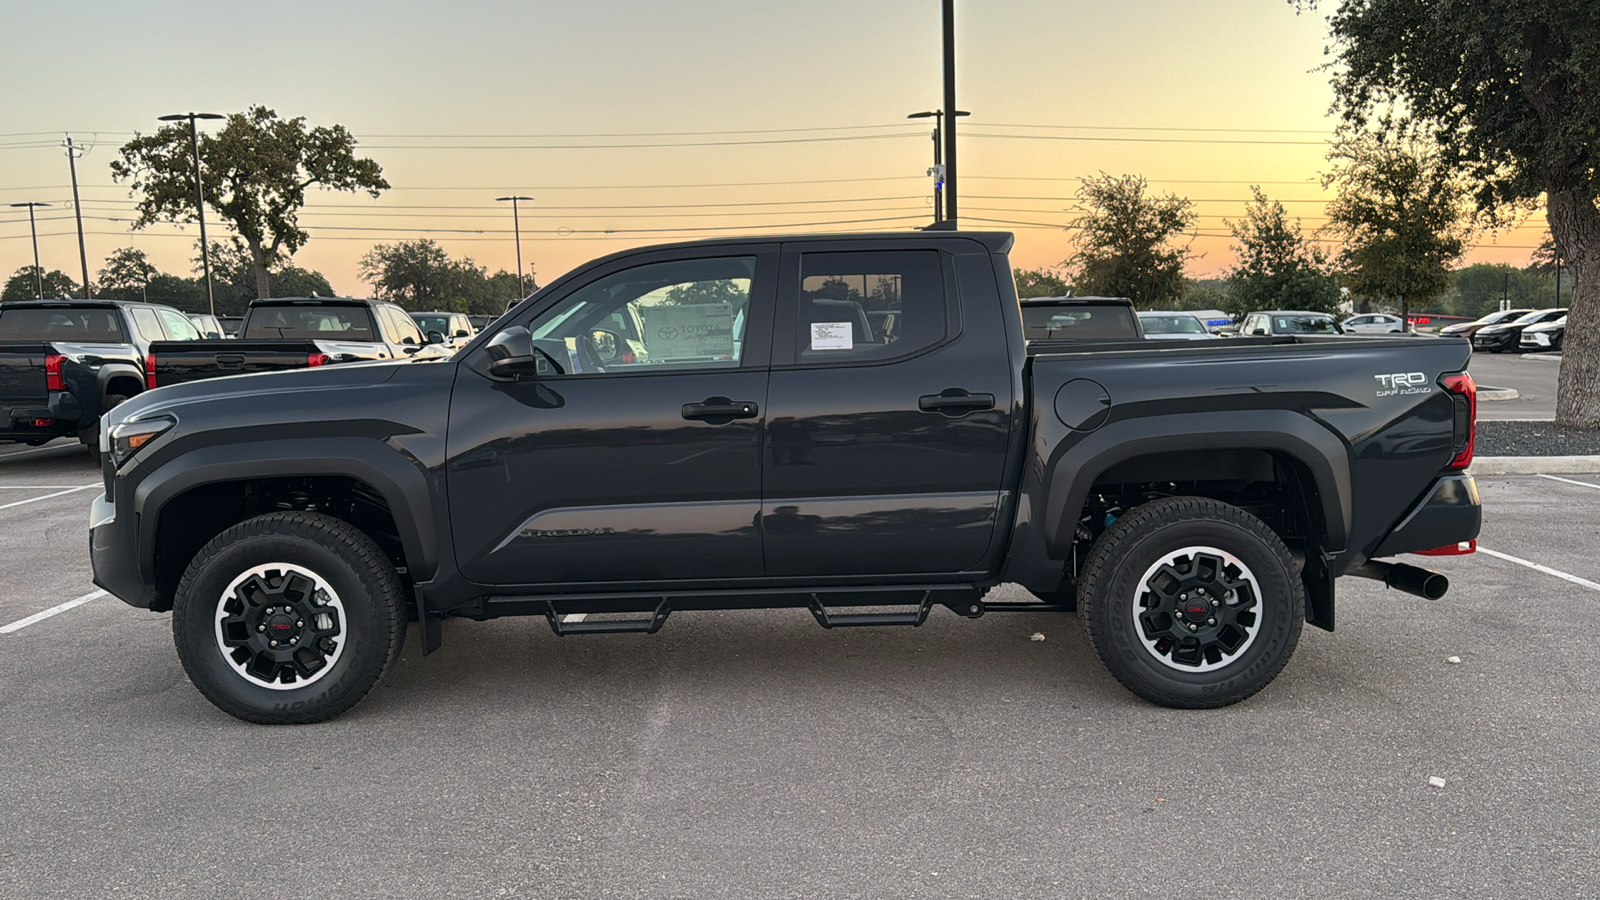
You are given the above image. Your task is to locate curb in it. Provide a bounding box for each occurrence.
[1470,455,1600,475]
[1477,386,1519,401]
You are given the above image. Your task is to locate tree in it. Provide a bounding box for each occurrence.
[190,238,335,313]
[1013,267,1072,299]
[1176,279,1232,312]
[1322,131,1469,326]
[2,267,79,302]
[1224,186,1343,318]
[97,247,159,302]
[359,239,499,314]
[111,106,388,301]
[1444,263,1556,319]
[1305,0,1600,424]
[1065,174,1196,307]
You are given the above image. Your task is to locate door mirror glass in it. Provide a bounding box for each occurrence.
[427,330,446,345]
[590,328,621,362]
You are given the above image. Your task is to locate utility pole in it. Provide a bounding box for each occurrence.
[496,196,534,299]
[941,0,959,228]
[8,201,51,299]
[158,112,224,315]
[63,137,91,297]
[907,109,968,224]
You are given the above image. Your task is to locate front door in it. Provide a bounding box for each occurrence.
[760,242,1016,577]
[447,248,777,586]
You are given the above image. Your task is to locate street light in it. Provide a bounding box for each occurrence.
[907,109,969,224]
[158,112,225,315]
[7,201,51,299]
[495,196,534,300]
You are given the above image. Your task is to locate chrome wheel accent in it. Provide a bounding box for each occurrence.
[213,563,346,690]
[1131,545,1263,672]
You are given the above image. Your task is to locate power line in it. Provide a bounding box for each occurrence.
[965,132,1330,147]
[353,133,923,150]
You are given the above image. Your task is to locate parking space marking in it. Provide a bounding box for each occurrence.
[0,444,81,460]
[1538,473,1600,491]
[0,484,99,490]
[0,590,108,634]
[0,484,96,511]
[1478,546,1600,593]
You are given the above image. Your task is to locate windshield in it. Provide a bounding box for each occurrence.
[1477,310,1528,325]
[1274,315,1340,334]
[0,307,127,342]
[244,306,377,340]
[1510,310,1555,325]
[1139,315,1206,335]
[1022,305,1140,340]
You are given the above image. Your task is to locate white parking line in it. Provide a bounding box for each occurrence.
[0,590,108,634]
[0,485,99,490]
[0,484,96,511]
[0,444,80,460]
[1538,474,1600,491]
[1478,547,1600,593]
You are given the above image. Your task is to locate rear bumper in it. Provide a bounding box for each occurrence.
[1371,474,1482,558]
[2,390,83,438]
[89,491,157,609]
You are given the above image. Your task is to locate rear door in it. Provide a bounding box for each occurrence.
[759,240,1016,577]
[447,246,778,586]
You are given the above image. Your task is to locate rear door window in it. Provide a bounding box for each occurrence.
[156,308,201,341]
[129,308,165,341]
[0,307,128,341]
[794,250,945,364]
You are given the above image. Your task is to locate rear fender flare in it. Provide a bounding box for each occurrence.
[1042,410,1351,556]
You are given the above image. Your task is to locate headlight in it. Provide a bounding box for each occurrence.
[108,417,174,468]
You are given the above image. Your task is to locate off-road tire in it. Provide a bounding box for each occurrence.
[173,512,407,724]
[1078,496,1303,708]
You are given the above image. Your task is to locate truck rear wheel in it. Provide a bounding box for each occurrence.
[172,512,407,724]
[1077,496,1303,708]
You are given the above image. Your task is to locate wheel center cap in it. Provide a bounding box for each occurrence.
[1180,596,1212,624]
[266,614,296,639]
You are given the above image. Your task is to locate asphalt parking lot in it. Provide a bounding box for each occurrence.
[1,441,1595,899]
[1464,349,1561,420]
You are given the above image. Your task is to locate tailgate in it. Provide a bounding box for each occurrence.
[148,339,321,387]
[0,342,49,412]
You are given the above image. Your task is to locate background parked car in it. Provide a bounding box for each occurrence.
[187,313,229,339]
[1137,311,1218,340]
[218,315,243,336]
[410,311,477,350]
[1438,308,1534,339]
[1236,310,1344,336]
[1342,313,1407,334]
[1472,308,1566,353]
[1519,315,1566,352]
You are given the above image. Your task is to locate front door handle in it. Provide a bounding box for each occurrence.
[682,397,759,421]
[918,389,995,415]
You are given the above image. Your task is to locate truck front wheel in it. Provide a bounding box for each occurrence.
[172,512,407,724]
[1077,497,1303,708]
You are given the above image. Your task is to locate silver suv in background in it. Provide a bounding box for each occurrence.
[1137,311,1218,341]
[1236,310,1344,337]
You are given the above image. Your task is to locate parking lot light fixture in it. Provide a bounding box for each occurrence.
[496,196,534,300]
[158,113,225,316]
[8,201,52,298]
[906,110,968,224]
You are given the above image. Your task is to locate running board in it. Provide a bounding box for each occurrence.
[807,593,935,628]
[543,599,670,636]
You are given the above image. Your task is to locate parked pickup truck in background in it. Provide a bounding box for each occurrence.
[90,232,1481,724]
[0,299,203,459]
[148,296,450,387]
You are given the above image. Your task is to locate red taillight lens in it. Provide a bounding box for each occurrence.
[145,353,158,390]
[32,418,55,427]
[307,352,330,367]
[1440,371,1476,469]
[620,350,636,365]
[45,353,65,392]
[1415,540,1476,556]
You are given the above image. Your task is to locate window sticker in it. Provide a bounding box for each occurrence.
[810,321,853,351]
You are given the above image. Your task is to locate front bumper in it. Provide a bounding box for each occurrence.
[1472,331,1518,351]
[1371,474,1482,558]
[89,491,157,609]
[1520,332,1553,349]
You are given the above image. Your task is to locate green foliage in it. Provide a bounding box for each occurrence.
[1065,174,1196,308]
[1323,132,1468,313]
[1436,263,1565,319]
[111,106,388,300]
[358,239,503,314]
[189,239,335,314]
[2,267,79,301]
[96,247,159,299]
[1224,187,1343,317]
[664,279,749,306]
[144,273,207,311]
[1174,279,1232,313]
[1013,267,1072,299]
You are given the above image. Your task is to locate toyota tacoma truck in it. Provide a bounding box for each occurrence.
[89,232,1482,724]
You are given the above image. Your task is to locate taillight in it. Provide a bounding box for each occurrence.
[620,350,636,365]
[307,352,330,367]
[1440,371,1475,469]
[145,353,158,390]
[1415,540,1477,556]
[45,353,65,391]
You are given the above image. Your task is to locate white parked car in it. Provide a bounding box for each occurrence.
[1342,313,1407,334]
[1137,311,1219,341]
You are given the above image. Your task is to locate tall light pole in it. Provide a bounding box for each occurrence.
[496,196,534,299]
[941,0,960,227]
[907,109,968,224]
[8,201,51,299]
[158,112,225,316]
[63,137,92,296]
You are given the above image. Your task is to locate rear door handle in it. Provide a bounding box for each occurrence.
[918,389,995,415]
[682,397,759,421]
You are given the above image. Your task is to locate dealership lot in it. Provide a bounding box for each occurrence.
[0,442,1595,899]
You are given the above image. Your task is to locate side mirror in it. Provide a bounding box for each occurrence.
[1252,328,1268,336]
[590,328,621,362]
[427,330,447,345]
[485,326,563,379]
[454,329,471,338]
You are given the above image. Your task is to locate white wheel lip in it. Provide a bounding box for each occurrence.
[214,562,347,691]
[1132,545,1264,673]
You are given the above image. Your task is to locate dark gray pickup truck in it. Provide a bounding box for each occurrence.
[89,232,1481,723]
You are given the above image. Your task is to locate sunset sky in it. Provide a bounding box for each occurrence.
[0,0,1551,297]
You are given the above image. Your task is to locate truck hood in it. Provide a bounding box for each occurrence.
[110,357,414,427]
